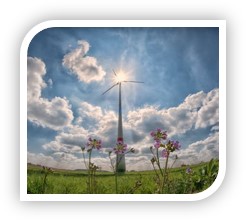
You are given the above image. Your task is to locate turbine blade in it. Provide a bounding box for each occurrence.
[102,83,118,95]
[113,69,118,77]
[123,81,144,83]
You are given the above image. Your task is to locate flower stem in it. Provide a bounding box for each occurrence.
[115,154,124,194]
[82,151,88,170]
[156,149,163,177]
[162,153,169,193]
[170,157,177,169]
[115,159,118,194]
[151,162,160,179]
[88,150,92,193]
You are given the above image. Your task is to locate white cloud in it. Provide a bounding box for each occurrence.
[211,125,219,131]
[126,104,195,138]
[63,40,106,83]
[126,155,151,171]
[28,97,74,130]
[43,140,63,152]
[27,57,74,130]
[88,157,112,171]
[43,125,89,152]
[127,89,219,138]
[180,90,206,110]
[78,101,103,121]
[27,57,46,100]
[28,152,57,167]
[76,102,145,148]
[75,101,118,146]
[28,152,83,170]
[177,132,219,166]
[195,88,219,128]
[43,102,118,154]
[53,152,78,161]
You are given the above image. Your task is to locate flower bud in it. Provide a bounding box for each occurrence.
[151,157,156,164]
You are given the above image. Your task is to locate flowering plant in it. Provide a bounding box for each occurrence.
[108,140,134,193]
[86,137,102,150]
[149,129,181,193]
[81,137,102,193]
[113,140,128,154]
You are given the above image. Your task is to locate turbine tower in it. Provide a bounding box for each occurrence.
[102,70,143,172]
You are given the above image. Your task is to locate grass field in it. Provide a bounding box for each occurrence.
[27,159,218,194]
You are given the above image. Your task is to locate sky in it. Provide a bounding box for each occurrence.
[27,27,219,171]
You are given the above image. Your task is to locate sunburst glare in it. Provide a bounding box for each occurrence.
[113,70,128,83]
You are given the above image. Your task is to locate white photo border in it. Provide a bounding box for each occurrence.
[20,20,226,201]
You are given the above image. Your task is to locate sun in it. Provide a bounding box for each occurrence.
[114,70,128,83]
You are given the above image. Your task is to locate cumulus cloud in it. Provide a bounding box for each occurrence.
[28,97,74,130]
[75,101,118,146]
[27,57,74,130]
[78,101,103,120]
[195,89,219,128]
[180,90,206,110]
[27,57,46,100]
[75,101,145,148]
[43,102,118,154]
[177,132,219,166]
[63,40,106,83]
[43,125,89,152]
[126,104,195,138]
[127,88,219,138]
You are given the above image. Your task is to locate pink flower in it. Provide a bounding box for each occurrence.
[172,141,181,150]
[154,141,161,148]
[113,141,128,154]
[161,149,169,158]
[150,129,167,142]
[166,140,181,152]
[186,167,192,174]
[86,137,102,150]
[150,129,181,158]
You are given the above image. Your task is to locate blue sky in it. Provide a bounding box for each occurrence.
[27,27,219,171]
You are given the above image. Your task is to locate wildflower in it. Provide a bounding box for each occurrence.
[161,148,169,158]
[89,162,99,171]
[86,137,102,150]
[150,157,156,164]
[150,128,167,142]
[154,141,161,149]
[172,141,181,150]
[113,140,127,154]
[186,167,192,174]
[165,140,181,152]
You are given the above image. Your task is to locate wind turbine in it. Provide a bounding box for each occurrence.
[102,70,143,172]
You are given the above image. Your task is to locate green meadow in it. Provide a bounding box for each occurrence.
[27,159,218,194]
